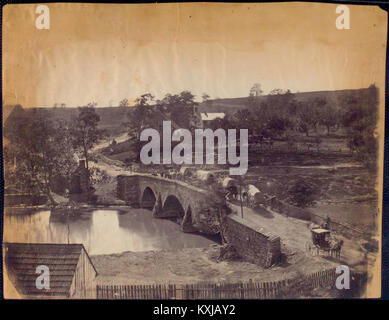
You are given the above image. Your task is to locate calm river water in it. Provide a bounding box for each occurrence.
[3,209,217,255]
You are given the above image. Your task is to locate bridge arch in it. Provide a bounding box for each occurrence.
[141,187,157,209]
[162,195,185,218]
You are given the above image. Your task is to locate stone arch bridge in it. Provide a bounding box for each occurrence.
[116,173,281,267]
[117,174,224,234]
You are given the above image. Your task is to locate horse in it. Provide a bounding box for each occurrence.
[330,239,344,259]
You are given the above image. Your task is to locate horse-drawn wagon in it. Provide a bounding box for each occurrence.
[306,225,343,259]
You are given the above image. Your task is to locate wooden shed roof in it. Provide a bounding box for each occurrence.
[3,242,97,298]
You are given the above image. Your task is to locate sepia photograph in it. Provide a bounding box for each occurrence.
[2,1,387,300]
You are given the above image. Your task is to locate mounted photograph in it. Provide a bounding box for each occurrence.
[2,2,386,299]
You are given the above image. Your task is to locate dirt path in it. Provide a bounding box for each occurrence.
[93,132,129,152]
[92,154,128,177]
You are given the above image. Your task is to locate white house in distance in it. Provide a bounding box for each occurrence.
[201,112,225,121]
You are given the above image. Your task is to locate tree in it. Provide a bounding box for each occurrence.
[135,93,154,107]
[310,98,326,133]
[6,110,77,206]
[159,91,199,129]
[248,83,263,108]
[119,98,129,107]
[340,85,378,170]
[233,109,252,128]
[268,88,287,95]
[53,119,79,188]
[250,83,263,97]
[319,104,339,135]
[266,89,298,116]
[266,116,294,138]
[287,179,320,208]
[202,93,210,103]
[297,99,323,136]
[71,103,104,180]
[127,93,155,139]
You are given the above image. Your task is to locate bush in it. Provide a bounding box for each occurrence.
[287,179,320,208]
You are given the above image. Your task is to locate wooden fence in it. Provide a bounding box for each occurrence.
[96,284,177,300]
[96,268,340,299]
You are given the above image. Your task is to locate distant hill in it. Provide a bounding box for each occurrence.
[3,87,374,137]
[197,87,374,114]
[3,106,131,138]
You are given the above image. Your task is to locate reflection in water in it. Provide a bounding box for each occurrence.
[4,209,217,255]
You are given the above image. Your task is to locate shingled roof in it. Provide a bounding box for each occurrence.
[4,242,97,298]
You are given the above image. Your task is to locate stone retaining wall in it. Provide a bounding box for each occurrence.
[224,214,281,268]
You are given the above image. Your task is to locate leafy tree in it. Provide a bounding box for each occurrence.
[127,93,155,139]
[202,93,210,103]
[71,103,104,172]
[266,89,299,116]
[135,93,154,107]
[5,110,77,206]
[287,179,320,208]
[297,121,310,137]
[246,88,298,139]
[248,83,263,107]
[266,116,294,138]
[159,91,199,128]
[250,83,263,97]
[340,85,378,170]
[297,98,323,136]
[268,88,287,95]
[70,104,105,201]
[319,104,339,135]
[233,109,252,128]
[119,98,129,107]
[53,119,79,187]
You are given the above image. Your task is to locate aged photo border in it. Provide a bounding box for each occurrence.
[0,0,388,304]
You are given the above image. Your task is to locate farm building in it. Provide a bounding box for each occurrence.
[201,112,225,121]
[3,243,97,299]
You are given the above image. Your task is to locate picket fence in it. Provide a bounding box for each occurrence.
[96,268,339,299]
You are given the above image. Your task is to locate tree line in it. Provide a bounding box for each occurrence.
[4,105,105,206]
[207,84,378,170]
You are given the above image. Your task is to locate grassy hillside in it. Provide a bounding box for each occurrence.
[197,87,374,114]
[4,106,131,138]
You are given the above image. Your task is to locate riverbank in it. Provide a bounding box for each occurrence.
[91,244,337,285]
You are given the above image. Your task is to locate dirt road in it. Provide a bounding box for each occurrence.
[229,203,374,271]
